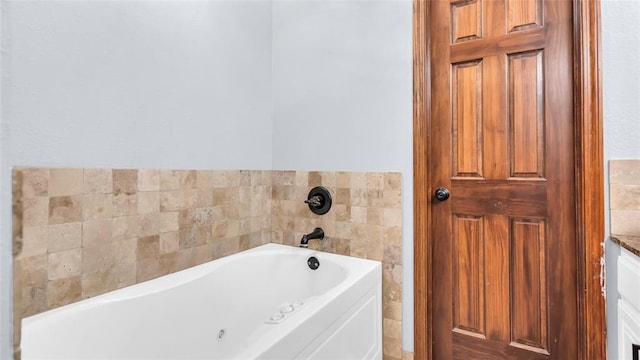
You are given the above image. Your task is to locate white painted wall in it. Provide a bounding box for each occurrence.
[602,0,640,358]
[0,1,273,357]
[271,0,414,351]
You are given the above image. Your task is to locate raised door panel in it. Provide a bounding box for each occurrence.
[507,0,543,33]
[452,214,486,338]
[510,218,549,355]
[451,0,483,43]
[509,50,545,179]
[452,60,484,178]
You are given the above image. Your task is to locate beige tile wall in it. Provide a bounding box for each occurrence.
[610,160,640,236]
[13,168,406,359]
[270,171,404,360]
[13,168,271,318]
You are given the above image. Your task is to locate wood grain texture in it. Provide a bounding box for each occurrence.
[508,50,544,178]
[507,0,543,32]
[573,1,606,359]
[412,0,430,358]
[414,0,605,359]
[452,60,483,178]
[451,0,483,43]
[452,214,485,337]
[510,219,548,354]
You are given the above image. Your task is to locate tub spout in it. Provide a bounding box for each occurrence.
[299,228,324,248]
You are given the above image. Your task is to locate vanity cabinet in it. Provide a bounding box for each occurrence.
[618,247,640,360]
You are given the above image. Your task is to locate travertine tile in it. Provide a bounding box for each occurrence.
[175,247,196,270]
[212,170,240,188]
[159,253,179,274]
[308,171,322,186]
[184,189,213,208]
[15,254,48,316]
[21,284,47,317]
[383,318,402,340]
[181,170,197,189]
[159,231,180,254]
[335,188,351,205]
[384,189,402,208]
[295,172,309,186]
[49,196,83,225]
[610,160,640,185]
[138,213,160,237]
[82,263,136,298]
[20,168,49,198]
[19,226,48,259]
[82,193,113,221]
[383,300,402,321]
[383,336,403,359]
[49,169,84,196]
[367,189,385,208]
[112,169,138,196]
[350,189,367,206]
[384,243,403,265]
[137,235,160,260]
[320,172,336,188]
[336,172,351,188]
[136,258,162,282]
[23,197,49,227]
[48,222,82,253]
[351,206,367,224]
[137,169,159,192]
[273,170,296,186]
[384,173,402,191]
[196,170,214,189]
[137,191,159,214]
[113,194,137,217]
[367,173,385,190]
[350,238,367,259]
[239,170,252,186]
[111,215,139,242]
[48,249,82,280]
[212,237,240,259]
[159,170,188,190]
[47,276,81,308]
[402,351,414,360]
[159,212,179,233]
[611,210,640,236]
[610,184,640,211]
[82,239,136,274]
[82,219,112,248]
[351,172,367,189]
[384,208,403,227]
[160,190,184,212]
[241,234,255,251]
[84,169,112,194]
[367,226,385,261]
[367,207,385,226]
[194,244,214,264]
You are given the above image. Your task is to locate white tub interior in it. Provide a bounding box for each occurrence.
[22,243,382,359]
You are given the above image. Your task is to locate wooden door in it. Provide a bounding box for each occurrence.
[428,0,577,358]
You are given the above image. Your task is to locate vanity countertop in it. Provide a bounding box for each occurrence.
[611,235,640,258]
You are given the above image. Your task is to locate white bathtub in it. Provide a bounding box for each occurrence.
[21,243,382,359]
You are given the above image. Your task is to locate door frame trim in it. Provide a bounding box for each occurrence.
[412,0,606,358]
